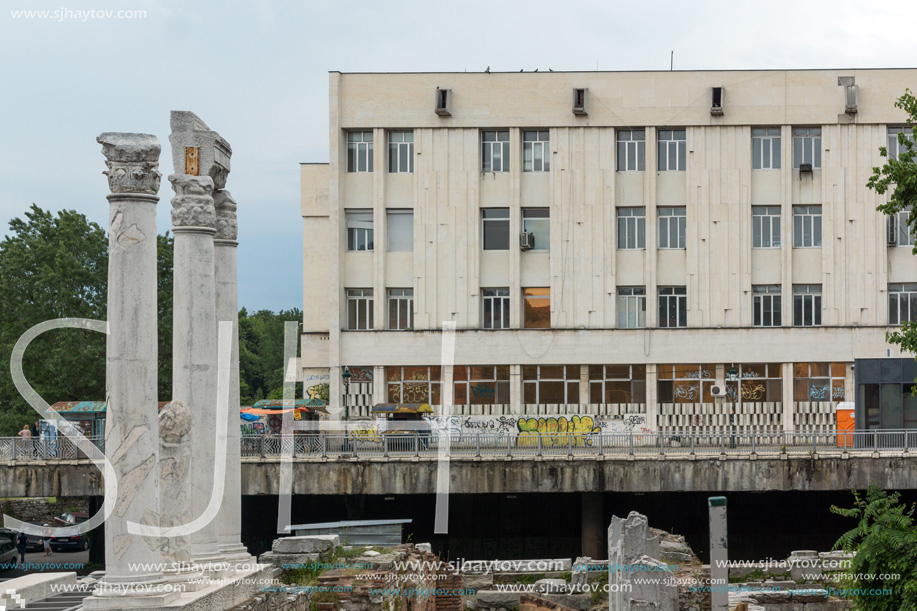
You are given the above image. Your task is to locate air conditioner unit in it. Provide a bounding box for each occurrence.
[711,87,724,116]
[520,231,534,251]
[888,215,899,246]
[435,88,452,116]
[572,88,587,115]
[710,385,727,397]
[799,163,813,173]
[845,84,858,114]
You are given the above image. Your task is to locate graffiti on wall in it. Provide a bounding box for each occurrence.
[306,382,329,402]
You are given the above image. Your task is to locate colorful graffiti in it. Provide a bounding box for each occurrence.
[306,382,329,402]
[517,415,602,447]
[241,422,265,435]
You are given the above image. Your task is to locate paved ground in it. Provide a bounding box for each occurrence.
[0,548,89,580]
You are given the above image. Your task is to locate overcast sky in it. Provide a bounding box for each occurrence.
[1,0,916,312]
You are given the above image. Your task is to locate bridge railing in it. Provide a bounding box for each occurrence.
[4,430,917,461]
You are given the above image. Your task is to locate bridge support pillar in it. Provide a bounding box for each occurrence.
[581,491,604,559]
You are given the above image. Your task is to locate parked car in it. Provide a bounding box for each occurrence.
[50,513,89,552]
[0,539,17,568]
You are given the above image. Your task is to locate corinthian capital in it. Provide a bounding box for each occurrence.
[97,132,162,195]
[169,175,215,229]
[213,190,238,241]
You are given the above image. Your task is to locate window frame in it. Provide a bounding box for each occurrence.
[387,130,414,174]
[454,365,510,405]
[658,207,687,250]
[386,366,441,405]
[752,206,781,249]
[482,208,510,251]
[522,287,551,329]
[588,365,647,404]
[346,288,374,331]
[887,126,915,162]
[793,205,823,248]
[657,129,687,172]
[482,288,510,330]
[616,129,646,172]
[889,208,916,247]
[523,130,550,172]
[347,130,374,173]
[386,209,413,252]
[522,365,580,405]
[616,207,646,250]
[889,283,917,326]
[482,130,510,173]
[752,127,781,170]
[387,288,414,330]
[345,209,374,252]
[617,287,646,329]
[793,284,822,327]
[658,286,687,328]
[522,208,550,251]
[753,285,782,327]
[793,127,822,169]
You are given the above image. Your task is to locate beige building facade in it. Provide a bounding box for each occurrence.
[301,69,917,434]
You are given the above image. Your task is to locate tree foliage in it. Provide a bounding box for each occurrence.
[868,89,917,357]
[831,487,917,610]
[238,308,302,405]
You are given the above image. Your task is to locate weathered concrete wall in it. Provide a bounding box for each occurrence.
[4,455,917,497]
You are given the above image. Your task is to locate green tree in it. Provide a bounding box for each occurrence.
[831,487,917,610]
[868,90,917,357]
[238,308,302,405]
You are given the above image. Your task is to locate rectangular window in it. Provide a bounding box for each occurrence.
[523,130,550,172]
[589,365,647,404]
[386,210,413,252]
[753,285,782,327]
[658,286,687,328]
[657,129,686,171]
[889,208,915,247]
[889,283,917,326]
[482,208,510,250]
[752,206,781,248]
[347,131,373,173]
[793,127,821,169]
[523,287,550,329]
[658,207,686,249]
[388,131,414,173]
[616,129,646,172]
[617,287,646,329]
[482,288,510,329]
[793,285,822,327]
[793,205,822,248]
[657,364,716,403]
[482,130,510,172]
[522,208,549,251]
[522,365,580,405]
[454,365,510,405]
[346,210,373,251]
[387,288,413,330]
[387,366,441,405]
[752,128,781,170]
[617,207,646,250]
[888,126,915,161]
[346,288,374,330]
[794,362,847,402]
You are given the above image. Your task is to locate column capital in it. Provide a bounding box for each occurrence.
[97,132,162,195]
[213,190,238,241]
[169,174,215,230]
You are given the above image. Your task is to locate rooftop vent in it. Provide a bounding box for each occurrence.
[711,87,724,116]
[572,88,587,115]
[435,88,452,117]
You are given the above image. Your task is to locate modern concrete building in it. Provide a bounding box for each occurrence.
[300,69,917,435]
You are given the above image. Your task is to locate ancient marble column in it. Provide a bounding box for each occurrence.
[170,173,225,572]
[213,190,253,565]
[85,133,176,609]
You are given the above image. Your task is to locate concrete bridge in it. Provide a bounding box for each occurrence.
[2,431,916,498]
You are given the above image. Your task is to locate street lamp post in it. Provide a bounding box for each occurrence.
[342,366,352,422]
[727,365,738,449]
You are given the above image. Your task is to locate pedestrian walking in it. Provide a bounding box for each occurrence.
[16,531,28,565]
[17,425,32,458]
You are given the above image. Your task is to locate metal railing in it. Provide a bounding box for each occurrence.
[2,430,917,462]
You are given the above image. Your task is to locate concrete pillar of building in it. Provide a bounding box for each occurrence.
[170,174,225,574]
[581,492,604,559]
[510,364,523,415]
[579,365,590,410]
[645,363,658,431]
[373,365,387,406]
[708,496,728,611]
[214,190,253,566]
[782,362,795,432]
[85,133,177,609]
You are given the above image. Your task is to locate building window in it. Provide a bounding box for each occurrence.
[346,210,373,251]
[889,208,915,247]
[793,284,822,327]
[888,126,915,161]
[658,207,686,249]
[522,365,580,405]
[616,129,646,172]
[727,363,784,403]
[523,288,550,329]
[617,287,646,329]
[482,208,510,250]
[617,207,646,250]
[657,129,686,172]
[657,364,715,403]
[388,288,413,330]
[752,206,781,248]
[793,127,821,169]
[387,366,441,405]
[794,362,846,402]
[752,128,781,170]
[523,130,550,172]
[753,285,782,327]
[482,288,510,329]
[793,205,822,248]
[658,287,687,328]
[522,208,549,251]
[386,210,413,252]
[347,131,373,173]
[482,130,510,172]
[589,365,647,404]
[889,283,917,326]
[346,288,373,330]
[388,131,413,173]
[454,366,510,405]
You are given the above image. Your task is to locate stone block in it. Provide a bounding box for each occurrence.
[270,552,320,569]
[790,589,828,603]
[272,534,339,554]
[542,594,590,610]
[415,543,432,553]
[463,574,494,591]
[534,579,567,594]
[476,590,522,609]
[749,590,792,604]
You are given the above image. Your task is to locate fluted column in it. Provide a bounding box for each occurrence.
[85,133,177,609]
[214,190,253,565]
[169,174,224,572]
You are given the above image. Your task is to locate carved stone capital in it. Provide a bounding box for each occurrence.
[169,174,215,229]
[169,111,232,189]
[213,190,238,241]
[97,132,162,195]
